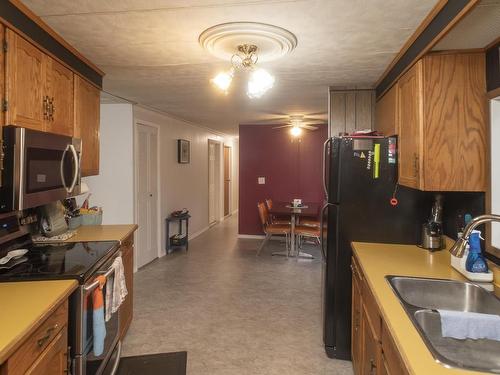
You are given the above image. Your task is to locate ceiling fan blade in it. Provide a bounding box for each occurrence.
[273,124,292,129]
[244,118,289,125]
[301,124,319,130]
[302,117,327,123]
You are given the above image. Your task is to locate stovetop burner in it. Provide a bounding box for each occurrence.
[0,241,119,283]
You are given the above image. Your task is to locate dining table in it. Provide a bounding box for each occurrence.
[268,201,321,258]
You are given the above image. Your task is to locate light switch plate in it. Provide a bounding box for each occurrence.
[258,177,265,184]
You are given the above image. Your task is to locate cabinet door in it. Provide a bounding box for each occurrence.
[74,75,100,176]
[0,25,5,187]
[422,53,487,191]
[351,273,362,375]
[375,84,397,136]
[397,61,423,189]
[119,236,134,339]
[45,58,74,136]
[25,327,68,375]
[362,306,380,375]
[5,29,45,130]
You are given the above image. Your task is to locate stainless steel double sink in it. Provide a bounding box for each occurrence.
[387,276,500,373]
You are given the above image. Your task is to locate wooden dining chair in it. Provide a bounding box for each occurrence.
[257,202,290,256]
[294,224,320,257]
[298,218,320,227]
[265,198,291,225]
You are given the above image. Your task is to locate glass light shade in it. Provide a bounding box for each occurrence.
[211,69,234,93]
[247,68,275,99]
[290,126,302,137]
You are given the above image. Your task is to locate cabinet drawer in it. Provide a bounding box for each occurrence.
[351,256,363,285]
[362,280,381,340]
[25,326,68,375]
[381,320,408,375]
[6,301,68,375]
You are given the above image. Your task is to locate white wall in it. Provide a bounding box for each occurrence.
[491,98,500,248]
[83,104,135,224]
[133,106,238,255]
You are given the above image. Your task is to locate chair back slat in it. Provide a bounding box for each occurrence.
[257,202,269,227]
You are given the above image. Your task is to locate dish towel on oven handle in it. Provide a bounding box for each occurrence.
[105,256,128,322]
[93,275,107,356]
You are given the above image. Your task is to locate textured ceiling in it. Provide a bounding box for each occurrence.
[23,0,437,135]
[433,0,500,50]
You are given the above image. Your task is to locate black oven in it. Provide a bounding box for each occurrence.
[0,126,81,212]
[71,251,122,375]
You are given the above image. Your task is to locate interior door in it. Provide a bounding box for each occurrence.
[208,141,216,224]
[223,146,231,216]
[136,123,158,268]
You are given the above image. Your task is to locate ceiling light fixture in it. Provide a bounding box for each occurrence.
[290,126,302,137]
[211,44,274,98]
[199,22,296,99]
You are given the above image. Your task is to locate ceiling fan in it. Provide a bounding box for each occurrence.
[268,115,325,137]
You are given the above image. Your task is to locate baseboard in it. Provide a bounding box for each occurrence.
[190,225,210,240]
[237,234,283,241]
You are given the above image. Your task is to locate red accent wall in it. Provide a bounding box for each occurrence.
[238,124,328,235]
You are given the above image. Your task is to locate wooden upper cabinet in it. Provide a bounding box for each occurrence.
[329,90,375,136]
[5,29,46,130]
[45,58,74,136]
[397,61,423,190]
[375,83,398,136]
[396,53,487,192]
[74,75,100,176]
[422,53,487,191]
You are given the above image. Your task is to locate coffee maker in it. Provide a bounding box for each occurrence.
[420,194,444,250]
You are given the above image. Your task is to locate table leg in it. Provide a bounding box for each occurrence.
[290,214,296,256]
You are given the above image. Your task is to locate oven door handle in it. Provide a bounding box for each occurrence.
[83,259,119,293]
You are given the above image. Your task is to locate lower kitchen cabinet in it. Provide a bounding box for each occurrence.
[119,235,134,340]
[0,300,69,375]
[351,256,408,375]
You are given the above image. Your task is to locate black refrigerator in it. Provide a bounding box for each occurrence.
[320,136,428,360]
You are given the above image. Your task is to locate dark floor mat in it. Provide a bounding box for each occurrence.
[116,351,187,375]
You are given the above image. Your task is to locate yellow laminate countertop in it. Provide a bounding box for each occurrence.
[352,241,493,375]
[65,224,138,243]
[0,280,77,364]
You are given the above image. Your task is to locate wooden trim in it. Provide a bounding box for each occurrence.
[488,87,500,100]
[0,1,103,88]
[376,0,480,99]
[427,48,484,55]
[8,0,103,75]
[485,36,500,51]
[375,0,447,88]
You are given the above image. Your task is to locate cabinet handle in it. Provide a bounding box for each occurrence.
[370,358,377,375]
[36,324,58,347]
[43,96,50,120]
[49,97,55,121]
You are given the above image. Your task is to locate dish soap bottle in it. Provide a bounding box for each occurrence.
[465,230,489,273]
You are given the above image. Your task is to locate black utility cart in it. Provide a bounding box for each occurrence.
[165,212,191,253]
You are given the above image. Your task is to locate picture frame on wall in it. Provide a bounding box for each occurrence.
[178,139,190,164]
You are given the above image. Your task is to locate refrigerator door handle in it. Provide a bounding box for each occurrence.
[320,203,329,262]
[322,138,331,200]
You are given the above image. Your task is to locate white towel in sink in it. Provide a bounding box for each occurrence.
[105,256,128,322]
[438,309,500,341]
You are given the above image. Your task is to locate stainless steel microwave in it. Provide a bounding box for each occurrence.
[0,126,82,212]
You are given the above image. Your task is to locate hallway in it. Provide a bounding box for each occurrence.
[122,215,353,374]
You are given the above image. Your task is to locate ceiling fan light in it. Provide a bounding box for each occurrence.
[247,68,275,99]
[290,126,302,137]
[211,68,234,93]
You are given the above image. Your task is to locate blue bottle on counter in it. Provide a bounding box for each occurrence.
[465,230,489,273]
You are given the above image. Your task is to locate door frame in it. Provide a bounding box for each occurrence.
[223,144,232,218]
[134,119,162,272]
[208,138,223,225]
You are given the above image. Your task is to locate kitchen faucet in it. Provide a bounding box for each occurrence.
[449,214,500,257]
